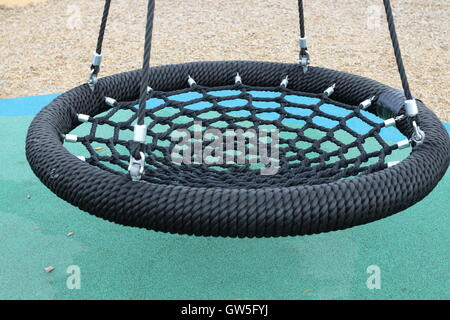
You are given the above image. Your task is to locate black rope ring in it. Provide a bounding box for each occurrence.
[26,61,450,237]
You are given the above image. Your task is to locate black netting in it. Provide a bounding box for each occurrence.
[65,83,408,188]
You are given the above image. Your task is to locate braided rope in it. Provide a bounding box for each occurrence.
[91,0,111,75]
[70,83,403,187]
[382,0,413,100]
[25,61,450,237]
[24,1,446,237]
[298,0,306,38]
[298,0,308,63]
[90,1,414,102]
[138,0,156,125]
[95,0,112,55]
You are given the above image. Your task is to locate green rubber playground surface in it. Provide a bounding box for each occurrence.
[0,94,448,300]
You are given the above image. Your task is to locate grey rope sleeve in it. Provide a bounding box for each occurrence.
[87,0,112,91]
[382,0,424,143]
[92,0,112,73]
[298,0,310,73]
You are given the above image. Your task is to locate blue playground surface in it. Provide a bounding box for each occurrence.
[0,93,448,300]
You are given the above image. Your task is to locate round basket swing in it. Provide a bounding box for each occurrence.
[26,0,450,237]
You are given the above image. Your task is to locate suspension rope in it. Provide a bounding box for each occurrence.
[95,0,112,56]
[298,0,306,41]
[85,0,425,181]
[137,0,156,126]
[382,0,412,100]
[87,0,112,91]
[89,0,418,110]
[298,0,310,73]
[382,0,424,143]
[126,0,156,181]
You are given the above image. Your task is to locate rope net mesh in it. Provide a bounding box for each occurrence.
[65,83,410,188]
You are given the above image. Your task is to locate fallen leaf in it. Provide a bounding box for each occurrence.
[44,266,55,273]
[66,232,74,237]
[302,289,312,294]
[95,147,105,152]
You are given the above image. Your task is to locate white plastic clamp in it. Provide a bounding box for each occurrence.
[92,52,102,66]
[187,75,197,87]
[280,76,289,88]
[383,118,397,127]
[359,96,376,110]
[133,124,148,143]
[387,161,400,168]
[404,99,418,117]
[397,139,410,150]
[64,134,78,143]
[235,73,242,85]
[105,97,117,107]
[323,84,336,97]
[77,114,90,123]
